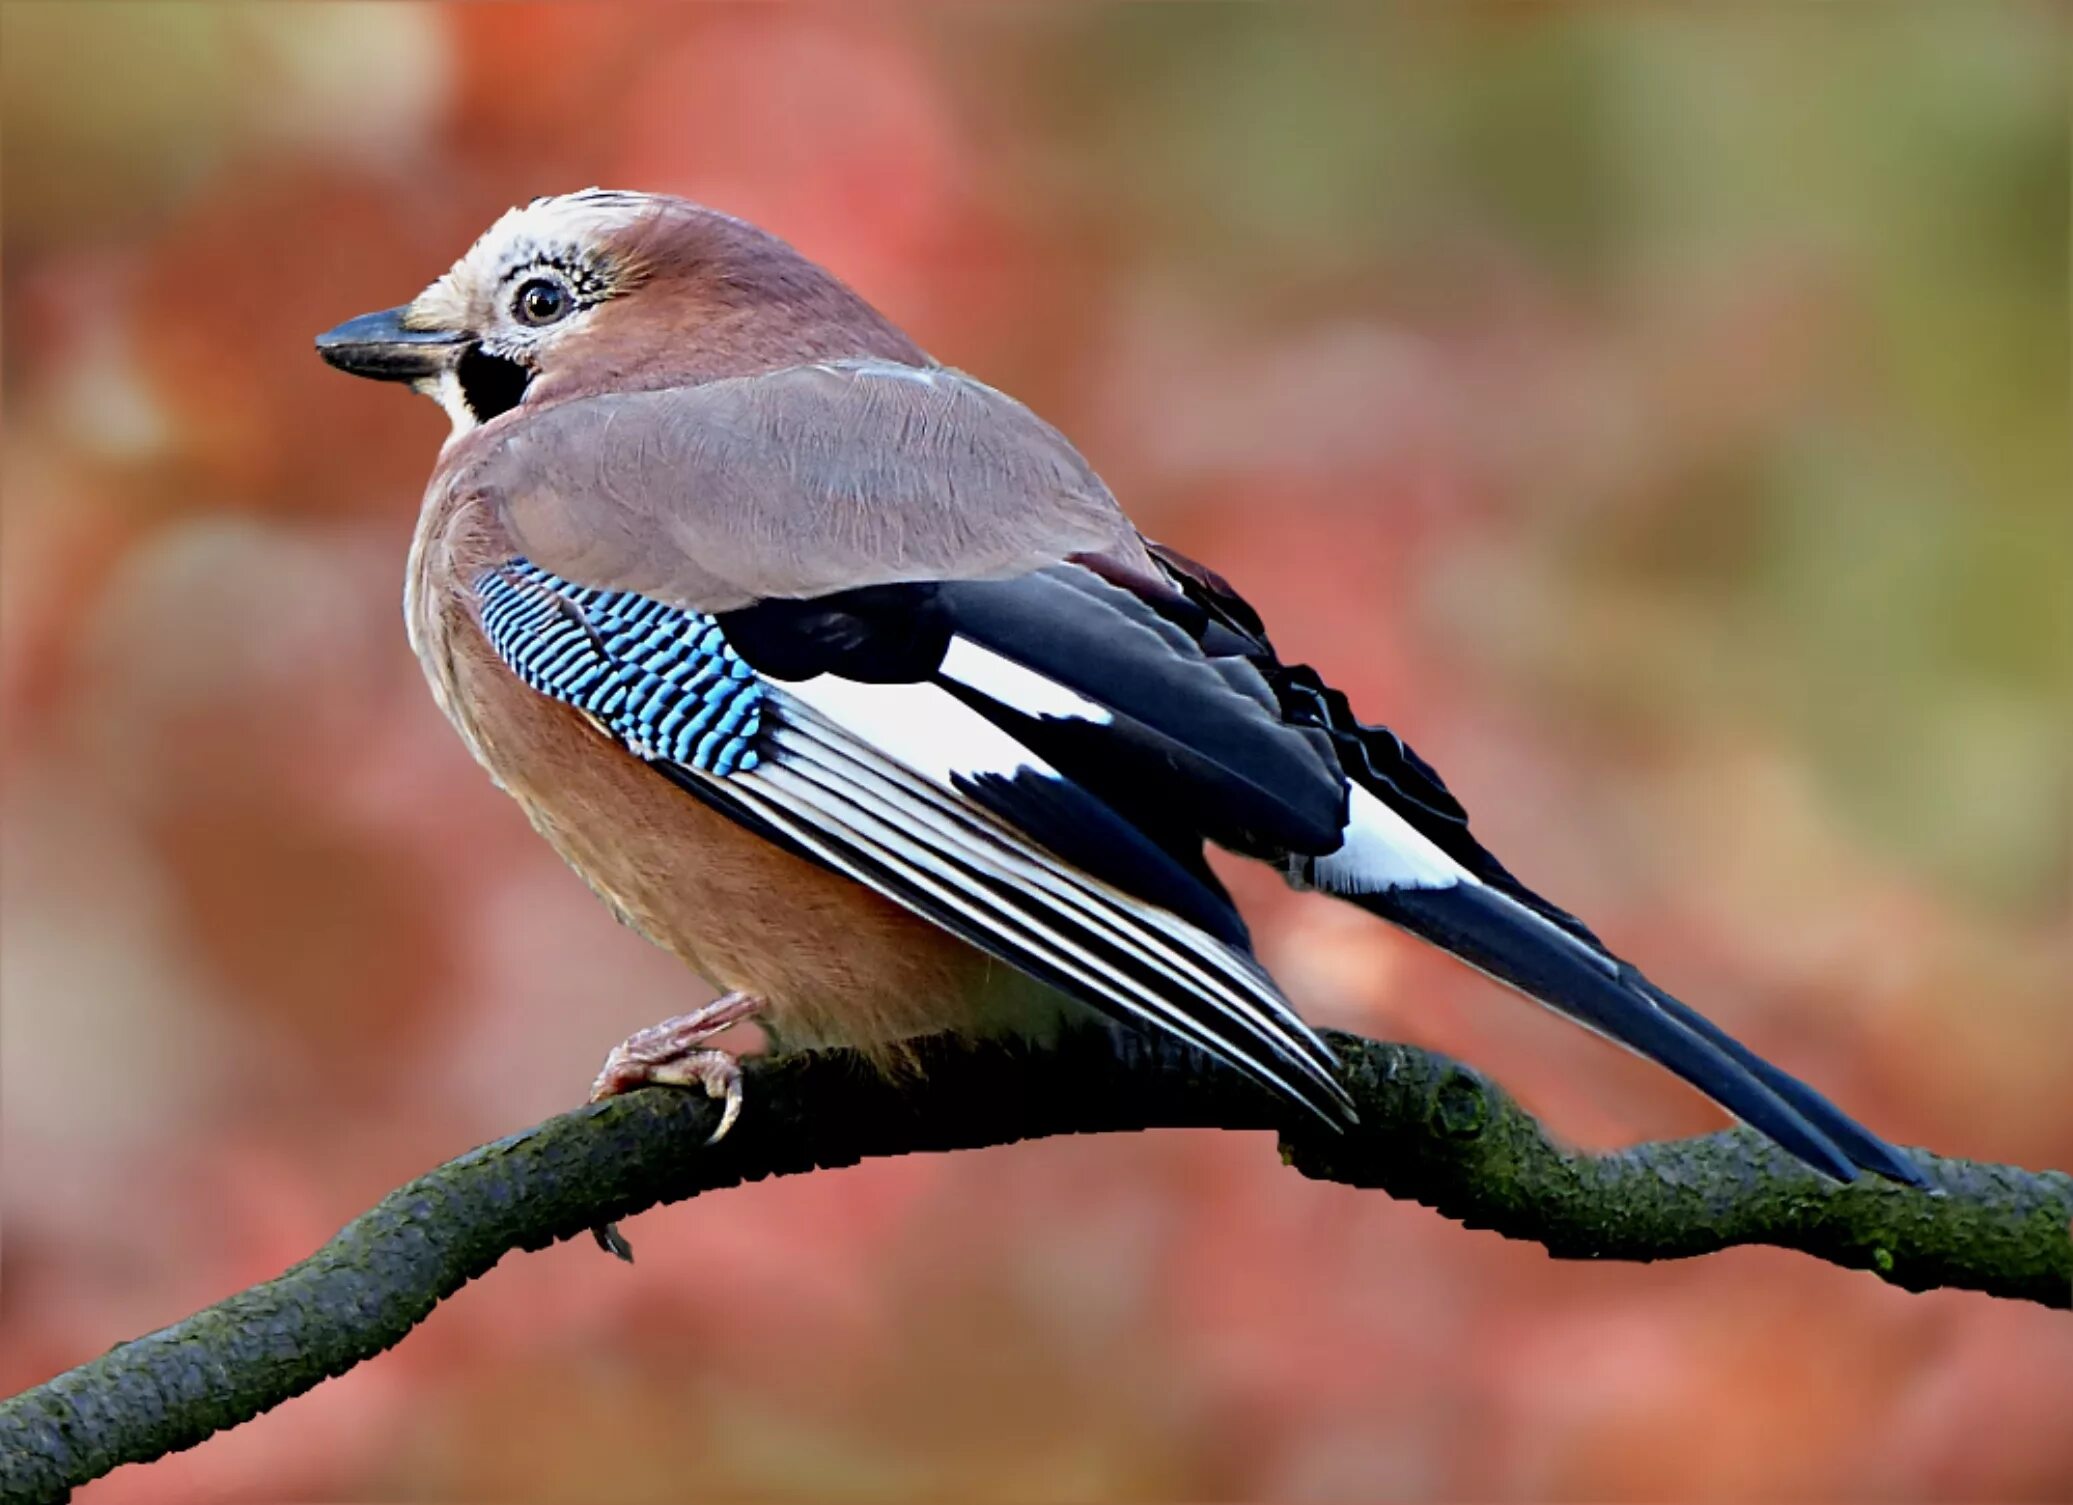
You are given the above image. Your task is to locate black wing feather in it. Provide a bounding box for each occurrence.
[935,569,1350,858]
[723,566,1354,925]
[1145,542,1609,948]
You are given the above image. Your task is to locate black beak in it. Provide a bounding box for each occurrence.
[315,306,470,382]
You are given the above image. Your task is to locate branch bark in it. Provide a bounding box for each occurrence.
[3,1029,2067,1504]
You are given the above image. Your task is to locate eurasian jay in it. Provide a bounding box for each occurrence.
[316,190,1921,1189]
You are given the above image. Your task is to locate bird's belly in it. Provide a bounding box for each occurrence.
[433,622,1078,1064]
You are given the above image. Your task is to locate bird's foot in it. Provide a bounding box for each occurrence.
[589,990,763,1138]
[587,990,764,1261]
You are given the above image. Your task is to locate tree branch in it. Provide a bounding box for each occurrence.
[3,1029,2067,1504]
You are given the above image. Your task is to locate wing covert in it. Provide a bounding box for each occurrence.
[444,360,1154,614]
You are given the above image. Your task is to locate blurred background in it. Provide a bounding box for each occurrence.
[3,5,2069,1500]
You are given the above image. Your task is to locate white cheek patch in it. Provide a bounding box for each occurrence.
[416,370,480,442]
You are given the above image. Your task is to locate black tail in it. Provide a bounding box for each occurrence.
[1625,973,1924,1183]
[1358,879,1924,1184]
[1269,667,1924,1186]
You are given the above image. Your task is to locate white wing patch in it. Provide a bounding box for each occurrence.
[720,677,1350,1122]
[771,673,1047,784]
[938,637,1114,724]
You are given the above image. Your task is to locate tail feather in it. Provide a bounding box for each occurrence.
[1310,790,1922,1184]
[1628,975,1925,1185]
[1373,883,1866,1181]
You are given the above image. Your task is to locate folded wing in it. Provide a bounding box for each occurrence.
[474,559,1354,1127]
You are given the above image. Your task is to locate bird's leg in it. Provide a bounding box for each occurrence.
[587,990,764,1263]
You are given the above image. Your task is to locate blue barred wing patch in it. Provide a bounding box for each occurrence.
[477,560,765,776]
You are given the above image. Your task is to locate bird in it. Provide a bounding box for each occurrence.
[316,188,1922,1194]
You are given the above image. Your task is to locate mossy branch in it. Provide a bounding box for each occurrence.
[3,1029,2068,1504]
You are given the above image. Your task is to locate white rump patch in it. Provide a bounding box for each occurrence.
[1311,785,1472,894]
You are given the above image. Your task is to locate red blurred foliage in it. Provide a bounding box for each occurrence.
[3,6,2068,1502]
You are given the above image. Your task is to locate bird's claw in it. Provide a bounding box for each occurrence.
[584,991,762,1259]
[590,1041,745,1142]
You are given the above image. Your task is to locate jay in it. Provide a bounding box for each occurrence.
[317,190,1920,1187]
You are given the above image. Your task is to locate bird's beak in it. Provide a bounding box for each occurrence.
[315,305,471,382]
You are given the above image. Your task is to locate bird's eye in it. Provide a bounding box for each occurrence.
[512,277,572,327]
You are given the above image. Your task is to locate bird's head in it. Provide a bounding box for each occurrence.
[316,189,923,439]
